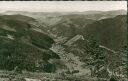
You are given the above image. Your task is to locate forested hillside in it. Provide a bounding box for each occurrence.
[0,15,60,73]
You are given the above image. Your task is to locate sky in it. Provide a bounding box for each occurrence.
[0,1,127,12]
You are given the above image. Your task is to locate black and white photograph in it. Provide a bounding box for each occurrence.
[0,1,127,81]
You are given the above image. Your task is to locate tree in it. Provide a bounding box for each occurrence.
[86,36,106,77]
[120,45,127,77]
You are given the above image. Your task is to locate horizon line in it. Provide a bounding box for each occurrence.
[2,9,127,13]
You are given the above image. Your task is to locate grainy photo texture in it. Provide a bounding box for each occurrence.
[0,1,127,81]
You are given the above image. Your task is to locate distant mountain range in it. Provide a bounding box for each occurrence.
[2,9,127,25]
